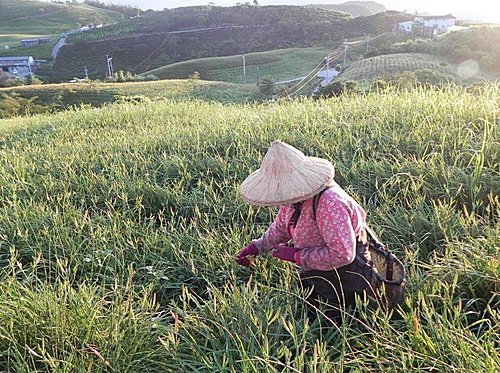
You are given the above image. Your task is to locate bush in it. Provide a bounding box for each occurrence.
[315,79,360,98]
[257,75,275,95]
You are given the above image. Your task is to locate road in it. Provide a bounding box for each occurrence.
[52,36,66,59]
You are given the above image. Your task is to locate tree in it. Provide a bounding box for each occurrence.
[315,79,360,98]
[25,74,43,85]
[257,76,275,95]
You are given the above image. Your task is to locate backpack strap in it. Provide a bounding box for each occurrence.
[287,186,328,235]
[313,187,329,220]
[287,201,303,236]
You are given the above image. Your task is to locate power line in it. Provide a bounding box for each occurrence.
[272,29,392,100]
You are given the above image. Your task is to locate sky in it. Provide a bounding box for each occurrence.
[55,0,500,23]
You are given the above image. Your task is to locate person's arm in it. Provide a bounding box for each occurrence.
[297,196,358,271]
[252,206,292,254]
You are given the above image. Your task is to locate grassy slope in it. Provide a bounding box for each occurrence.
[0,79,262,107]
[0,85,498,371]
[0,0,124,59]
[340,53,482,84]
[145,47,332,84]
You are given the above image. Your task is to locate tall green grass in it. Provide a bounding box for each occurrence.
[0,79,263,113]
[0,84,498,371]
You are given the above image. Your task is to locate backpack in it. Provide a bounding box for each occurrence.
[304,188,407,310]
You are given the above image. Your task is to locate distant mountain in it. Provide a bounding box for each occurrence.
[304,1,387,17]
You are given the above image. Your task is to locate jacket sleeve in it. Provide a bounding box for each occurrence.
[252,206,292,254]
[298,196,358,271]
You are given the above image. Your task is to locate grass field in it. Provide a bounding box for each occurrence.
[0,79,263,110]
[0,84,498,371]
[145,47,332,84]
[0,0,124,59]
[340,52,482,85]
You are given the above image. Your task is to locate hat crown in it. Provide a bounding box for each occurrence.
[261,141,306,174]
[240,141,335,207]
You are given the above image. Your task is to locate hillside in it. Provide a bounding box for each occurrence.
[368,26,500,77]
[339,53,469,83]
[144,47,332,84]
[305,1,387,17]
[0,79,262,117]
[42,6,410,82]
[0,84,498,371]
[0,0,126,59]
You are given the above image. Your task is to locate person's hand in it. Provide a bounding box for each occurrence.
[272,244,299,264]
[236,243,259,267]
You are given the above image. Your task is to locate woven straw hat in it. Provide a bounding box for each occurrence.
[240,141,335,206]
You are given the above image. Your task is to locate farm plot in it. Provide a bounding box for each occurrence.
[0,84,498,371]
[341,53,460,82]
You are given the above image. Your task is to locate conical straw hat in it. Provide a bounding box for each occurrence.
[240,141,335,206]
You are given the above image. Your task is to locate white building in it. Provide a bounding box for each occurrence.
[397,14,457,37]
[0,56,34,77]
[415,14,456,35]
[398,21,414,33]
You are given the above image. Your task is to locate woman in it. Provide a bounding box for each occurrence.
[236,140,375,318]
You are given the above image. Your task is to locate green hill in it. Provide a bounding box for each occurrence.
[144,47,332,84]
[0,79,262,117]
[0,84,498,371]
[0,0,126,59]
[42,6,409,82]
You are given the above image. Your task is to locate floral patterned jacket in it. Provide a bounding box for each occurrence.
[252,181,366,271]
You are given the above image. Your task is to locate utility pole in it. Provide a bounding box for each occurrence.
[325,56,329,81]
[84,65,89,80]
[366,37,370,55]
[242,54,246,83]
[106,55,113,78]
[343,39,348,68]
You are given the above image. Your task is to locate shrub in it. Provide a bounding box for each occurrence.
[257,75,275,95]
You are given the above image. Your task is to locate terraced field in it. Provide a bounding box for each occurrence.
[340,53,468,83]
[145,47,332,84]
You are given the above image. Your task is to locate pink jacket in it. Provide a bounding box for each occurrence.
[252,181,366,271]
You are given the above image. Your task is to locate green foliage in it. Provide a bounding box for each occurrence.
[374,26,500,74]
[257,75,275,95]
[0,79,261,116]
[104,69,153,83]
[0,72,21,88]
[0,84,498,371]
[188,71,200,80]
[24,74,43,85]
[315,79,360,98]
[340,53,466,85]
[0,92,53,118]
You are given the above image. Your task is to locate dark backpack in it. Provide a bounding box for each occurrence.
[304,188,407,310]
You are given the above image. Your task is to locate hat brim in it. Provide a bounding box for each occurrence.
[240,156,335,206]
